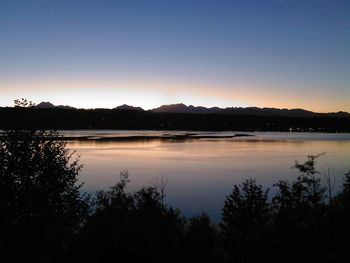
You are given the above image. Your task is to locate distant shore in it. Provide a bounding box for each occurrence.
[1,107,349,132]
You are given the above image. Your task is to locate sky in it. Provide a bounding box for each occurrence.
[0,0,349,112]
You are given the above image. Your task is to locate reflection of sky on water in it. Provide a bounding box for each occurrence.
[66,131,350,221]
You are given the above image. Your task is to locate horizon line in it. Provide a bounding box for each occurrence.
[2,100,349,114]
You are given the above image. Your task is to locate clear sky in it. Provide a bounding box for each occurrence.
[0,0,349,112]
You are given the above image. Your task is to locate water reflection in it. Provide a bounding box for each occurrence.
[66,132,350,220]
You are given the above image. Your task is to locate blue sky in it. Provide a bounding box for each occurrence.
[0,0,349,111]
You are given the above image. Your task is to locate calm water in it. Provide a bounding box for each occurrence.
[65,131,350,221]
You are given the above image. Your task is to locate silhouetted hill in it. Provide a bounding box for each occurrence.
[114,104,144,111]
[151,104,350,118]
[151,103,220,114]
[32,102,350,118]
[0,107,349,132]
[36,102,75,109]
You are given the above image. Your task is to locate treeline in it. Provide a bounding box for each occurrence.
[1,106,350,132]
[1,128,350,263]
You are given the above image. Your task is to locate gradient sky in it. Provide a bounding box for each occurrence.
[0,0,349,112]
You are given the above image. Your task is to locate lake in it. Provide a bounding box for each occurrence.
[64,131,350,221]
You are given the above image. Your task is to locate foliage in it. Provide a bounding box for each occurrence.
[220,179,270,262]
[0,101,89,262]
[293,153,326,206]
[0,129,89,262]
[338,170,350,208]
[14,98,36,108]
[270,154,348,262]
[68,172,186,263]
[185,213,222,262]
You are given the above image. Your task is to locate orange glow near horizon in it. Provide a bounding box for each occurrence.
[0,78,349,113]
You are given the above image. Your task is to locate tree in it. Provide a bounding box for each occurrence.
[273,154,326,222]
[271,154,329,262]
[220,179,270,262]
[185,213,222,262]
[339,170,350,208]
[0,100,89,262]
[293,153,325,207]
[14,98,36,108]
[70,172,186,263]
[94,170,133,212]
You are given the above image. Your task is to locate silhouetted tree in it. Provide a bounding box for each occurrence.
[330,169,350,262]
[14,98,36,108]
[93,170,133,212]
[220,179,270,262]
[333,169,350,227]
[272,178,318,231]
[338,170,350,208]
[273,154,326,229]
[271,154,330,262]
[153,176,169,208]
[69,172,186,263]
[294,153,326,207]
[0,99,89,263]
[185,213,222,262]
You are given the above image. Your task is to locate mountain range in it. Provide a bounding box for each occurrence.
[36,102,75,109]
[35,102,350,118]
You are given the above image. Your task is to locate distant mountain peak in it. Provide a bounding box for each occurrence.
[36,102,55,109]
[36,102,74,109]
[151,103,217,114]
[114,104,144,111]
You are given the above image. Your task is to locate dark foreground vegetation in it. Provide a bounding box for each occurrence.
[1,128,350,263]
[1,102,350,132]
